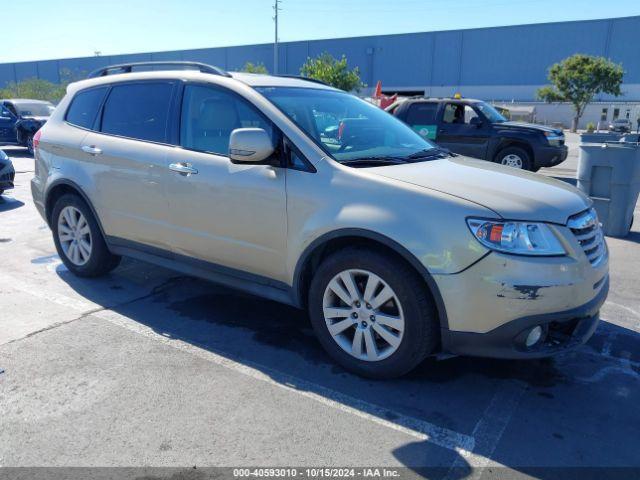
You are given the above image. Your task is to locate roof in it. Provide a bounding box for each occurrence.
[2,98,53,105]
[66,69,337,94]
[229,72,336,89]
[409,97,484,103]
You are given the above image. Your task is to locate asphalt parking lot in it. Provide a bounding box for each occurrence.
[1,137,640,478]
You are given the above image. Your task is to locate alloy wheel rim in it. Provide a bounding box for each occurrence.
[501,154,523,168]
[322,269,405,362]
[57,206,92,266]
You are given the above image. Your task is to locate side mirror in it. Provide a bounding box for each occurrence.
[229,128,274,163]
[469,116,483,128]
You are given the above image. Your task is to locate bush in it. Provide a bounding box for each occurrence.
[586,122,595,133]
[0,69,83,103]
[0,78,66,103]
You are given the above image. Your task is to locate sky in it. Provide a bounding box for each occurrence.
[1,0,639,63]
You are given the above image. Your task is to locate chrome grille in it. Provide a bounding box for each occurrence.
[567,208,605,266]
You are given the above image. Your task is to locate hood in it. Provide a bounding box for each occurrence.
[20,116,49,123]
[0,155,12,170]
[495,121,562,135]
[370,157,589,224]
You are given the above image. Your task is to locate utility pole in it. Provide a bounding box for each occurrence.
[273,0,282,74]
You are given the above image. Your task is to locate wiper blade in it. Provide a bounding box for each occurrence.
[407,148,451,160]
[341,156,409,166]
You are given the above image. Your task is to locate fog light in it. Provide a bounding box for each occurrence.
[525,326,543,347]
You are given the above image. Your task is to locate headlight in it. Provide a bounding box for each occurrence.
[543,131,563,146]
[467,218,566,256]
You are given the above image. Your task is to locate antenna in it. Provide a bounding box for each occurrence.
[273,0,282,74]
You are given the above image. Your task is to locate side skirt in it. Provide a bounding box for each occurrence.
[106,236,297,308]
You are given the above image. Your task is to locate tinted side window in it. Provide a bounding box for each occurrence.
[5,103,17,116]
[101,82,173,143]
[180,84,273,155]
[66,87,108,129]
[405,103,438,125]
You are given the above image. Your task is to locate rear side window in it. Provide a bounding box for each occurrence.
[66,87,108,129]
[405,103,438,125]
[101,82,174,143]
[180,84,273,155]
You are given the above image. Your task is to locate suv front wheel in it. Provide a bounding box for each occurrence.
[52,194,121,277]
[308,248,439,378]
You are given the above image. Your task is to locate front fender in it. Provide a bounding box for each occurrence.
[285,164,493,285]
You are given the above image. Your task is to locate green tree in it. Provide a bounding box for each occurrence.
[241,62,268,74]
[0,78,66,103]
[300,52,364,92]
[0,68,85,103]
[537,54,624,132]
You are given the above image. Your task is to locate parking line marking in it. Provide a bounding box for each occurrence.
[0,272,99,312]
[605,301,640,320]
[444,380,527,478]
[0,272,482,462]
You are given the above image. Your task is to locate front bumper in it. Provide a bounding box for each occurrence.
[441,276,608,359]
[534,144,568,168]
[433,221,609,359]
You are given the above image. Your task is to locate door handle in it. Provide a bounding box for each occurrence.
[81,145,102,155]
[169,162,198,176]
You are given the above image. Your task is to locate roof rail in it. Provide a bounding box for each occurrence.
[274,74,331,87]
[87,61,231,79]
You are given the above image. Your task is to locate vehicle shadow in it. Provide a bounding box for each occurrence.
[2,147,32,159]
[618,230,640,245]
[54,259,640,477]
[551,176,577,186]
[0,196,25,212]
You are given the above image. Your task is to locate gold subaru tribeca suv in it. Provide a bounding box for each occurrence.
[31,62,609,378]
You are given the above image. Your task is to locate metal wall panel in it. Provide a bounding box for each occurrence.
[371,32,432,89]
[36,60,61,83]
[430,30,463,88]
[461,20,610,86]
[14,62,38,81]
[607,17,640,83]
[0,16,638,101]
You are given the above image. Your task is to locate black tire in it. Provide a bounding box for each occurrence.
[308,247,439,379]
[494,146,533,171]
[51,193,121,277]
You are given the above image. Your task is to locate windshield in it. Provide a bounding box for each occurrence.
[474,102,507,123]
[256,87,438,163]
[14,102,54,117]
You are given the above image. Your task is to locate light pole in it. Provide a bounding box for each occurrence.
[273,0,281,74]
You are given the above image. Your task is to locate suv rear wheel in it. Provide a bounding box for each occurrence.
[495,146,532,170]
[52,194,121,277]
[308,248,439,378]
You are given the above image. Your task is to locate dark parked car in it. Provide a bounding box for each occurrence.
[0,149,15,195]
[389,97,568,171]
[0,99,54,155]
[609,118,632,133]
